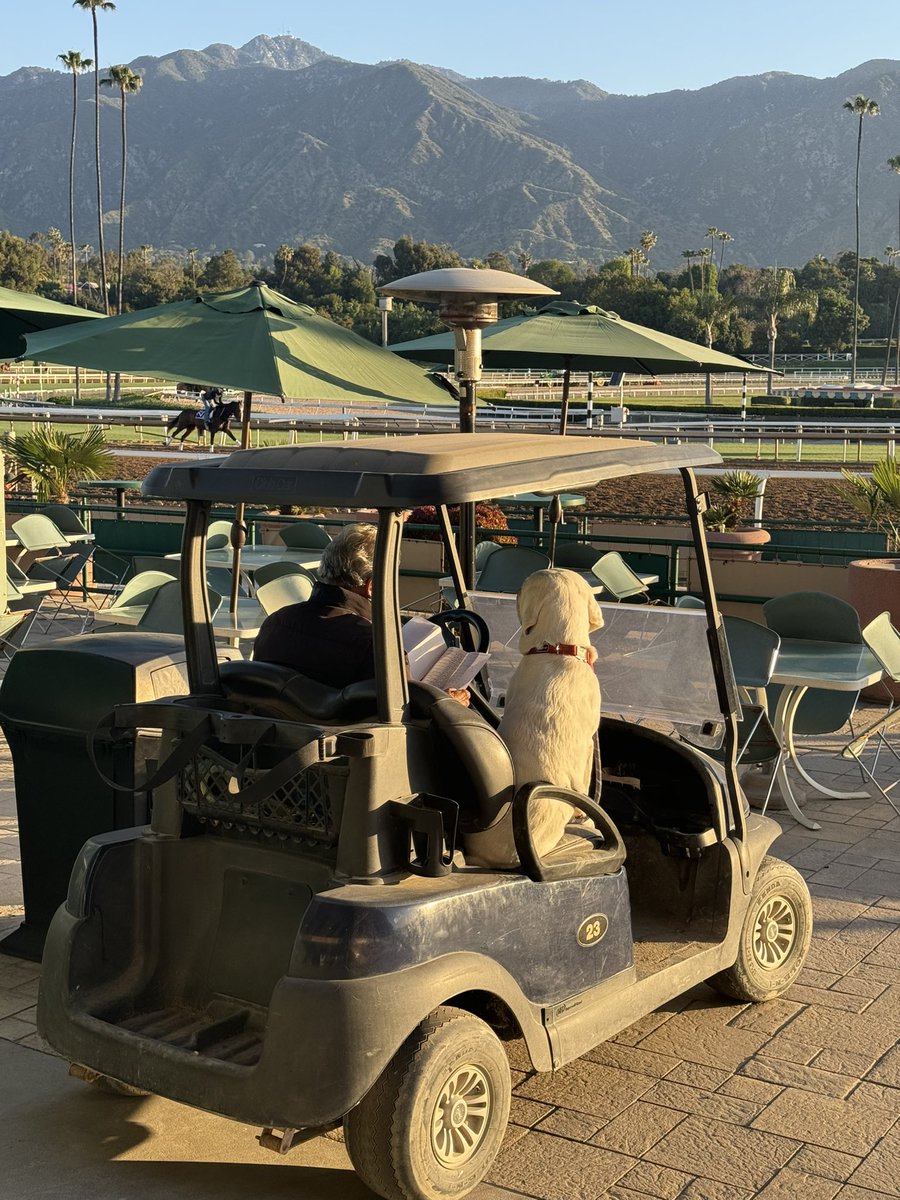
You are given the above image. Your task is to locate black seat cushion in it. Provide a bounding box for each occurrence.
[219,659,377,723]
[408,682,515,833]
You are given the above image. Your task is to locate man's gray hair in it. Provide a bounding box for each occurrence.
[318,523,377,588]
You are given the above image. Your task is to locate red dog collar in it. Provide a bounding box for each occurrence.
[526,642,592,664]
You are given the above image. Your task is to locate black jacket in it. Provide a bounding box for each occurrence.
[253,580,375,688]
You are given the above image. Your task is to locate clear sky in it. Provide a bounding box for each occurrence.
[4,0,898,91]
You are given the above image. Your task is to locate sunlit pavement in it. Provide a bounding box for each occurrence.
[1,607,898,1199]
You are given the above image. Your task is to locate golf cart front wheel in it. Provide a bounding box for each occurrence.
[344,1005,511,1200]
[709,856,812,1002]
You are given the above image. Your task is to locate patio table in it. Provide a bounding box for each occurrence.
[770,638,883,830]
[500,492,586,534]
[79,479,143,519]
[164,547,321,577]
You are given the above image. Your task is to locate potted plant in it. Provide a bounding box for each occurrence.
[839,457,900,697]
[0,427,114,503]
[703,470,770,559]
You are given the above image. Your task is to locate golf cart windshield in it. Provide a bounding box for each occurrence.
[470,595,731,737]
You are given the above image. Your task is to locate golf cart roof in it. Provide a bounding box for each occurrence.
[142,433,722,508]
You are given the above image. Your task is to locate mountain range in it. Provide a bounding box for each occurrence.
[0,35,898,269]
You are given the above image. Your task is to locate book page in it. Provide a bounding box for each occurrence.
[422,648,490,691]
[402,616,448,681]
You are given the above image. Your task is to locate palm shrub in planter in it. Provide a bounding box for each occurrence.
[839,458,900,697]
[703,470,770,559]
[1,426,114,503]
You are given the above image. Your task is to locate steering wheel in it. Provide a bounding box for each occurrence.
[428,609,490,653]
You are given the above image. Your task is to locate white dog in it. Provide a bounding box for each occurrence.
[466,569,603,867]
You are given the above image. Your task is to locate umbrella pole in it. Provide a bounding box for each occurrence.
[557,363,572,436]
[229,390,253,619]
[547,494,563,563]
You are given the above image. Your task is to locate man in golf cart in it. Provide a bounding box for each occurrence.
[254,523,470,703]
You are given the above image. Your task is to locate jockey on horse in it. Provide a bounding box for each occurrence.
[165,387,240,446]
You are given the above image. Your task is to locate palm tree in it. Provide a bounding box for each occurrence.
[74,0,116,316]
[716,230,734,272]
[843,95,880,384]
[747,267,817,373]
[187,247,198,290]
[101,64,142,314]
[639,230,657,276]
[706,227,720,270]
[681,249,697,294]
[697,246,713,295]
[0,427,114,503]
[58,50,93,308]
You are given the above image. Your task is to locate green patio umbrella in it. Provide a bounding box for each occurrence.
[391,300,770,432]
[24,283,453,616]
[23,283,451,404]
[0,285,101,361]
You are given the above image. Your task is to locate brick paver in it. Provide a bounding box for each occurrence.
[0,613,898,1198]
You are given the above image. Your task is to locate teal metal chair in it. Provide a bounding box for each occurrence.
[592,551,649,602]
[554,542,603,571]
[683,616,784,814]
[674,595,705,610]
[40,504,92,544]
[278,522,333,550]
[256,574,315,617]
[474,540,502,571]
[473,546,550,594]
[839,612,900,815]
[764,591,867,794]
[94,570,176,629]
[206,520,234,551]
[13,512,106,623]
[137,580,223,635]
[252,560,318,589]
[763,591,863,736]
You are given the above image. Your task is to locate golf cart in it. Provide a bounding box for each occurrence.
[37,433,812,1200]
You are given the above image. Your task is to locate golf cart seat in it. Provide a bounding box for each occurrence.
[408,683,626,878]
[219,659,377,724]
[408,682,516,836]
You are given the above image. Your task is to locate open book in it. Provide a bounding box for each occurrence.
[402,616,490,692]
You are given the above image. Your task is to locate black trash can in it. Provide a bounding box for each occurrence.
[0,632,191,961]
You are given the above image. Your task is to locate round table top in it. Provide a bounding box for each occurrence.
[501,492,585,507]
[79,479,144,490]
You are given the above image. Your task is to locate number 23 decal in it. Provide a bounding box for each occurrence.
[576,913,609,947]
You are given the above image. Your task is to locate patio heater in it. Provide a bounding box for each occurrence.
[378,268,557,583]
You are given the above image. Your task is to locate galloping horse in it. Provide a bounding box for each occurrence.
[165,399,242,446]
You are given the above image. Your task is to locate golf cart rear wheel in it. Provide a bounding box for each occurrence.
[710,856,812,1002]
[344,1005,511,1200]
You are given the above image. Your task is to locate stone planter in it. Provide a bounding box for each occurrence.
[848,558,900,701]
[707,529,771,561]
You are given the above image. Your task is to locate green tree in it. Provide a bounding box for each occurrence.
[843,94,880,382]
[527,259,579,294]
[58,50,93,307]
[74,0,117,314]
[807,287,863,352]
[0,231,47,291]
[372,236,463,286]
[101,65,142,314]
[0,427,114,503]
[199,249,249,291]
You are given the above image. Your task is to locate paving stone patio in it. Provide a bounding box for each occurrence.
[0,608,898,1199]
